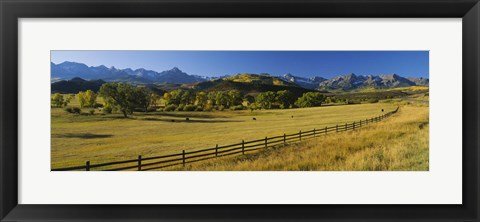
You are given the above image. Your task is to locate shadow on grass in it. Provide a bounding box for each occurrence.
[102,116,131,120]
[140,118,243,123]
[155,112,229,119]
[53,133,113,139]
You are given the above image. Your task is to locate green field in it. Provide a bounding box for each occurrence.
[51,100,402,169]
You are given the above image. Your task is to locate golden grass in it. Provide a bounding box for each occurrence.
[172,105,429,171]
[51,102,398,169]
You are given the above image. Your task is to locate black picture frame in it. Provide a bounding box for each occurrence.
[1,0,479,221]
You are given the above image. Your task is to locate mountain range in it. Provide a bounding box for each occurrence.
[51,62,207,84]
[316,73,429,90]
[281,73,327,90]
[51,61,428,92]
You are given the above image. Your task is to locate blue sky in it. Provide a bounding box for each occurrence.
[51,51,429,78]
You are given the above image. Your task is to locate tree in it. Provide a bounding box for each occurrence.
[163,92,172,105]
[276,90,296,109]
[51,93,64,107]
[255,91,276,109]
[181,90,195,105]
[244,95,255,106]
[166,89,187,105]
[295,92,326,108]
[227,90,243,107]
[150,93,162,108]
[62,94,75,107]
[195,92,208,107]
[77,90,97,108]
[207,91,217,106]
[133,87,153,112]
[325,96,335,104]
[215,91,229,107]
[99,82,137,118]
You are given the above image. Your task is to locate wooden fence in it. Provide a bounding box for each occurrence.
[52,106,399,171]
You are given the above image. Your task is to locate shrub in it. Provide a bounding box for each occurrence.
[367,99,379,103]
[203,106,213,112]
[64,107,73,113]
[51,93,65,108]
[164,104,177,112]
[89,109,95,115]
[147,107,157,112]
[102,105,113,114]
[133,107,145,112]
[195,106,203,111]
[203,103,213,111]
[176,104,185,111]
[218,105,225,111]
[183,105,197,111]
[248,103,258,112]
[230,105,244,111]
[347,99,361,104]
[270,104,280,109]
[72,107,81,114]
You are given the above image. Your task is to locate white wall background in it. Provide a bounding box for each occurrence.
[18,18,462,204]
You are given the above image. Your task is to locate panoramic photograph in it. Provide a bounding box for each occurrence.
[50,51,429,171]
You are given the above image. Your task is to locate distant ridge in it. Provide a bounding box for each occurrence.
[188,73,317,97]
[51,77,106,94]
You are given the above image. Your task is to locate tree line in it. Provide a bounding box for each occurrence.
[52,82,330,117]
[162,89,326,112]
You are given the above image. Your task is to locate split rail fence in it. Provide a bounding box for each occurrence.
[52,106,399,171]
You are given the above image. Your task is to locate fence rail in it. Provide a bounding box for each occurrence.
[52,106,399,171]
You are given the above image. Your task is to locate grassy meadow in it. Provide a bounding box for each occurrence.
[173,103,429,171]
[53,102,394,167]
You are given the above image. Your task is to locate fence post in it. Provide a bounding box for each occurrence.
[283,133,286,146]
[299,130,302,140]
[360,120,362,127]
[313,128,316,137]
[242,140,245,155]
[138,155,142,171]
[336,124,338,132]
[215,144,218,157]
[182,150,186,167]
[353,122,355,130]
[345,123,347,131]
[86,161,90,171]
[265,137,268,148]
[325,126,327,135]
